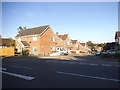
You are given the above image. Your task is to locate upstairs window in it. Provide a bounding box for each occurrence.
[18,37,21,42]
[67,42,69,45]
[33,36,37,41]
[76,44,78,47]
[51,36,55,42]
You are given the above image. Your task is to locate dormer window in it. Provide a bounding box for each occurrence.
[33,35,37,41]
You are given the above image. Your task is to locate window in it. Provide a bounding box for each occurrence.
[66,42,69,45]
[22,47,24,50]
[33,47,37,53]
[56,47,60,51]
[50,47,54,51]
[76,44,78,47]
[51,37,55,42]
[33,36,37,41]
[18,37,21,42]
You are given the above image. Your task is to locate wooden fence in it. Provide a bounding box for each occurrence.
[0,47,15,56]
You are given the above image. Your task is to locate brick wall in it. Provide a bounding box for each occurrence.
[40,28,56,55]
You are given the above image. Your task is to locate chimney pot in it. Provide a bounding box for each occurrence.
[56,32,59,35]
[24,27,27,30]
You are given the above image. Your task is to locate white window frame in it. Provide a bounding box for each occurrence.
[50,47,54,51]
[67,42,70,45]
[51,36,55,42]
[18,37,21,42]
[76,44,78,47]
[33,47,37,53]
[33,36,37,41]
[56,47,60,51]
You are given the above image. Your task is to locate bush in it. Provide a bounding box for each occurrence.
[22,50,29,56]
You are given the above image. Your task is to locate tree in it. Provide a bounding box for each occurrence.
[17,26,23,33]
[97,43,105,47]
[10,40,15,47]
[86,41,95,50]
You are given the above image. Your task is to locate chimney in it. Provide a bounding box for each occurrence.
[24,27,27,30]
[56,32,59,35]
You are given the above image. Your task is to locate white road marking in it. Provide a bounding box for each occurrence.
[2,64,32,69]
[0,68,7,71]
[89,64,98,66]
[101,64,112,67]
[71,58,77,60]
[73,59,77,60]
[0,57,3,59]
[0,70,35,80]
[56,71,120,82]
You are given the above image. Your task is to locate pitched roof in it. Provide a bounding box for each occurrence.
[115,31,120,39]
[16,25,49,37]
[62,34,68,40]
[71,40,77,44]
[21,41,30,46]
[58,34,68,40]
[58,35,63,39]
[0,38,12,46]
[80,43,85,46]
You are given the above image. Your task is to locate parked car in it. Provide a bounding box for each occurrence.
[50,51,62,56]
[95,52,101,56]
[117,51,120,54]
[101,50,118,55]
[101,51,107,54]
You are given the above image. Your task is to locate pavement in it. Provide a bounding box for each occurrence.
[39,54,119,62]
[1,55,120,88]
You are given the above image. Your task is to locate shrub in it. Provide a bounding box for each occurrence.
[22,50,29,56]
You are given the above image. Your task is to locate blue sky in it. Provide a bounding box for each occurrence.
[2,2,118,43]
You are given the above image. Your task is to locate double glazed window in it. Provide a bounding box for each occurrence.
[51,37,55,42]
[33,47,37,53]
[33,36,37,41]
[18,37,21,42]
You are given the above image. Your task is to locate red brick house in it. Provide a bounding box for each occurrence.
[55,32,63,52]
[15,25,56,55]
[71,40,80,54]
[58,34,72,54]
[94,46,103,52]
[80,43,91,53]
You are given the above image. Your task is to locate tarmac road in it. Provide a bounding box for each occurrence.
[1,55,120,88]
